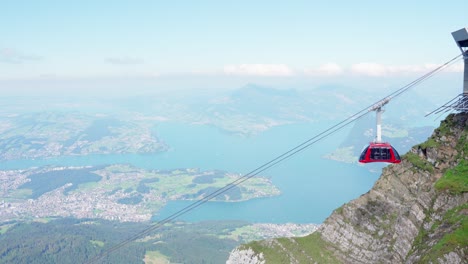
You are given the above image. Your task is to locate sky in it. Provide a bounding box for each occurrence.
[0,0,467,92]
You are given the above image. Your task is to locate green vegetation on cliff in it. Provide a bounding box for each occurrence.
[403,152,434,173]
[418,204,467,263]
[434,115,467,194]
[435,160,468,194]
[241,232,339,264]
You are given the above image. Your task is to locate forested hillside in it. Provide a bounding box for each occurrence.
[0,218,244,263]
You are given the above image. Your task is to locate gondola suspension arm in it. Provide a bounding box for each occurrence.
[368,97,391,143]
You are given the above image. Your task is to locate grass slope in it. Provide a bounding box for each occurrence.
[418,204,467,263]
[435,159,468,195]
[243,232,340,264]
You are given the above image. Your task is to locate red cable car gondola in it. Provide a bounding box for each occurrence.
[358,99,401,164]
[359,142,401,163]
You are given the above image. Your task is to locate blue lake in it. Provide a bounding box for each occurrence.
[1,121,381,224]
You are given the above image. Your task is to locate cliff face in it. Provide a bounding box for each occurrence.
[227,113,467,264]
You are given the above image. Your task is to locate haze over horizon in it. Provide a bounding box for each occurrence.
[1,1,467,95]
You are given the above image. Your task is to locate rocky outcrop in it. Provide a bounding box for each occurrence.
[227,248,266,264]
[228,113,467,263]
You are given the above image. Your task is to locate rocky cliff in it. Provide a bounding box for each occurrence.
[227,113,467,264]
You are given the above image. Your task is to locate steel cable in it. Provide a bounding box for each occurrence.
[85,53,462,263]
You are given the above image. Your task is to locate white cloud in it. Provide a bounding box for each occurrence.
[445,62,464,73]
[304,63,343,76]
[350,63,389,76]
[223,64,294,76]
[222,62,461,78]
[350,62,464,76]
[0,48,43,64]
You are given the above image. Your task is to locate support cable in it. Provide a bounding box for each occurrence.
[85,54,462,263]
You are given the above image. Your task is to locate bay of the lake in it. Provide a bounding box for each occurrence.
[1,121,382,224]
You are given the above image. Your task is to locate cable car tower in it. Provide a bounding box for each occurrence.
[452,27,468,112]
[359,98,401,164]
[424,27,468,116]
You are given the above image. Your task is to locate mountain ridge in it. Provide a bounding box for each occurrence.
[227,113,467,263]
